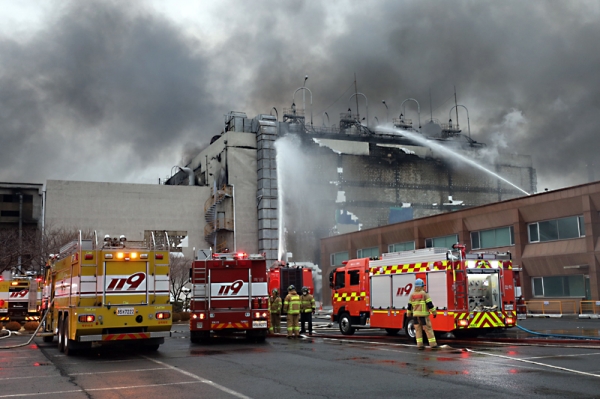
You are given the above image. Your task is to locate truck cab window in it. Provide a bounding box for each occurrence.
[349,270,360,286]
[335,271,346,289]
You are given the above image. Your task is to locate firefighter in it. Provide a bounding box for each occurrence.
[299,286,316,335]
[269,288,282,334]
[283,285,301,338]
[406,278,438,350]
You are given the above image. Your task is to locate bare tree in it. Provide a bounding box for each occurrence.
[169,254,192,310]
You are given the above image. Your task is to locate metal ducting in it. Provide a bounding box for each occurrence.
[179,167,195,186]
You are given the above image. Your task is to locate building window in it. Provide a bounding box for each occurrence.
[425,234,458,249]
[471,226,514,250]
[528,216,585,243]
[330,251,349,266]
[388,241,415,253]
[1,211,20,217]
[531,275,586,297]
[357,247,379,259]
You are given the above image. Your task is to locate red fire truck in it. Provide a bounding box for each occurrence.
[268,261,314,314]
[330,244,517,339]
[189,251,269,343]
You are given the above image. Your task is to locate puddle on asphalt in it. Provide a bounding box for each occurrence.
[190,347,268,356]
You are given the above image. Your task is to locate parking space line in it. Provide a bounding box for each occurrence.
[69,367,169,376]
[142,356,252,399]
[466,348,600,378]
[523,352,600,360]
[0,381,201,398]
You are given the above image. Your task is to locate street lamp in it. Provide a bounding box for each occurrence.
[271,107,278,121]
[382,100,389,123]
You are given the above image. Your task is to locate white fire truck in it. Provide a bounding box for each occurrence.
[0,273,41,324]
[41,232,172,355]
[189,251,269,343]
[330,244,517,339]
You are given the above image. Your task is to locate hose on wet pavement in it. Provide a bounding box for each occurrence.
[516,324,600,341]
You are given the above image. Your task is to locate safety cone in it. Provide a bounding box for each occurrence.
[319,302,323,312]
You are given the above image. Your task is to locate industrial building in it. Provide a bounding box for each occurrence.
[166,107,536,301]
[44,180,208,259]
[321,180,600,306]
[0,182,44,273]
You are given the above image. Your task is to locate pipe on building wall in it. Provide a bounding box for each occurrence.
[179,167,195,186]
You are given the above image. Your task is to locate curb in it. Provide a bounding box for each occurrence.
[578,314,600,319]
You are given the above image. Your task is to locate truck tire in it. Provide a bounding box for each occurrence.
[63,317,78,356]
[246,329,267,343]
[339,313,355,336]
[385,328,400,335]
[191,331,210,344]
[57,316,65,352]
[404,317,417,342]
[41,319,54,343]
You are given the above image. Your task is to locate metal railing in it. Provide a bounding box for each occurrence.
[524,300,580,315]
[580,300,600,315]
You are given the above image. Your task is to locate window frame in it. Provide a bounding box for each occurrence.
[388,241,416,253]
[357,247,379,259]
[528,215,585,243]
[471,226,514,250]
[425,234,458,249]
[330,251,349,266]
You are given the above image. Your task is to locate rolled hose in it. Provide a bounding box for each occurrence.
[517,323,600,341]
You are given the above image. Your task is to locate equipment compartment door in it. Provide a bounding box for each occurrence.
[370,275,391,309]
[427,271,448,310]
[391,273,416,309]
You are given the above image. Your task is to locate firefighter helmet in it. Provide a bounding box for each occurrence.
[302,286,308,293]
[415,278,425,287]
[272,288,278,295]
[288,285,295,291]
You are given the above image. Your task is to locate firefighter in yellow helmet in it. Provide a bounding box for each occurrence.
[283,285,301,338]
[299,286,316,335]
[406,278,438,350]
[269,288,282,334]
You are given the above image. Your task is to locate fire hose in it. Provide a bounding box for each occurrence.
[0,298,55,349]
[516,323,600,341]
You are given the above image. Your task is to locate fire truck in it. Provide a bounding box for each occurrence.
[189,251,269,343]
[330,244,517,339]
[268,262,314,314]
[0,273,41,324]
[41,232,172,355]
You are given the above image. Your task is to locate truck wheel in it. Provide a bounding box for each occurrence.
[339,313,355,336]
[191,331,210,344]
[63,317,78,356]
[246,330,267,343]
[144,344,160,351]
[404,318,417,342]
[385,328,400,335]
[57,317,65,352]
[42,320,54,343]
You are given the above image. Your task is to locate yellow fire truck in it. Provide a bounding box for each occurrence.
[41,232,172,355]
[0,273,42,324]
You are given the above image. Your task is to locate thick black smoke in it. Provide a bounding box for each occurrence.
[1,0,599,189]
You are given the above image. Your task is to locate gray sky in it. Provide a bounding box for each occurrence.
[1,0,599,190]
